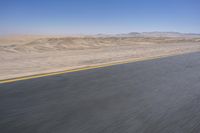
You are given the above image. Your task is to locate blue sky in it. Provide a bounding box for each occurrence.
[0,0,199,35]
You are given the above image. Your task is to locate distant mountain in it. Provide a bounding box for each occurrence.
[139,32,200,37]
[127,32,140,35]
[94,32,200,38]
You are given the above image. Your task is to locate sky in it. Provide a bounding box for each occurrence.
[0,0,200,35]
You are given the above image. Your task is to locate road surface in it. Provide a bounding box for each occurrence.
[1,52,200,133]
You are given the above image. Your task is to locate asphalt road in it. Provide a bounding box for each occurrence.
[1,52,200,133]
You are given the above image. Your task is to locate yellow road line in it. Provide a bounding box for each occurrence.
[0,54,181,84]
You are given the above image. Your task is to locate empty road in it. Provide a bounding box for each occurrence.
[1,52,200,133]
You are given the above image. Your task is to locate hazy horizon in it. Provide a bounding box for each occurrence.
[0,0,200,35]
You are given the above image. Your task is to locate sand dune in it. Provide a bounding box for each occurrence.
[0,36,200,80]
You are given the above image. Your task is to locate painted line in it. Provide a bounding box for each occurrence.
[0,53,184,84]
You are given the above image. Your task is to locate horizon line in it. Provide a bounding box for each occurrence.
[1,31,200,37]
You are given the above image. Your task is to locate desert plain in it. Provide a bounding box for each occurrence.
[0,34,200,80]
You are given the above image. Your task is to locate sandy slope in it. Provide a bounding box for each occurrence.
[0,36,200,80]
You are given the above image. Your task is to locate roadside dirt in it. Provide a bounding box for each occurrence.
[0,36,200,80]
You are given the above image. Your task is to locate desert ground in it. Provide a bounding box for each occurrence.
[0,35,200,80]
